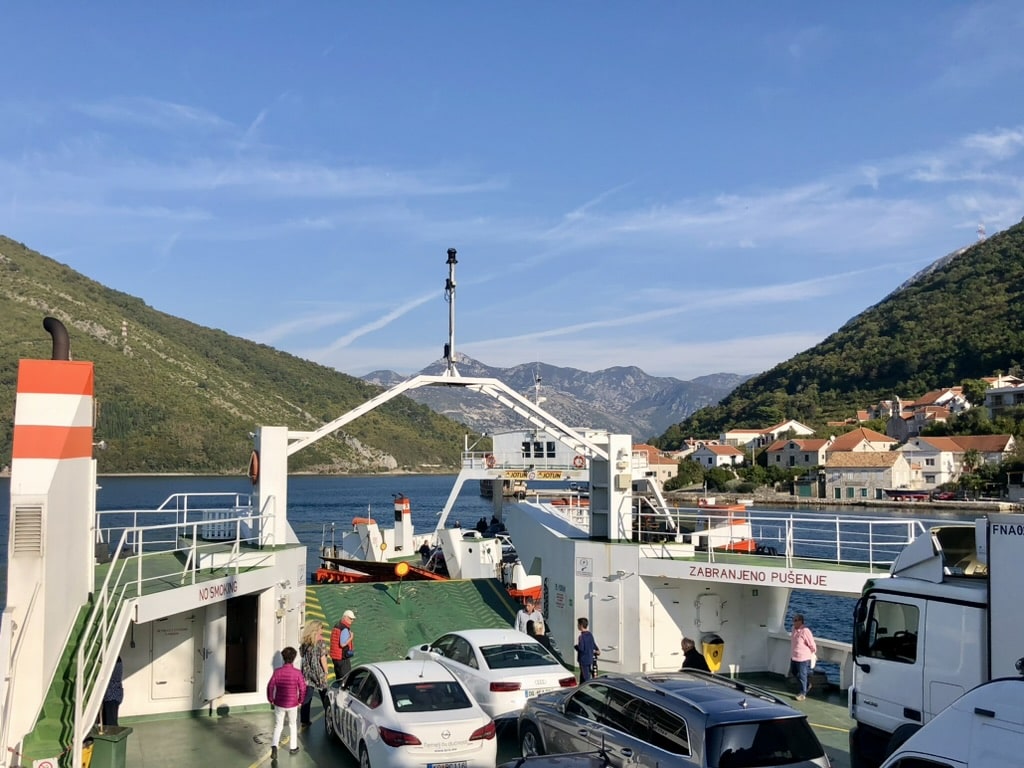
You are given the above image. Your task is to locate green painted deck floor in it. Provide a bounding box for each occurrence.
[115,580,855,767]
[121,676,853,768]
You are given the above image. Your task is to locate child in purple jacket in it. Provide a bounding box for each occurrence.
[267,646,307,759]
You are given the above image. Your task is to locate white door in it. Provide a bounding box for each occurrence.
[652,587,682,670]
[200,603,227,705]
[151,613,196,700]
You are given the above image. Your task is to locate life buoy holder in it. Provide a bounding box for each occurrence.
[573,455,586,469]
[247,450,260,484]
[485,454,497,469]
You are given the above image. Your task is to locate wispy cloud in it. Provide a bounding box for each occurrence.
[72,97,233,131]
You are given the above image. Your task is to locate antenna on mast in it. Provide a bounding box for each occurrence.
[442,248,459,377]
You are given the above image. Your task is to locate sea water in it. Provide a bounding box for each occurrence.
[0,474,974,647]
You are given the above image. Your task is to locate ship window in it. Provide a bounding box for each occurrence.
[546,441,556,458]
[521,442,531,457]
[533,441,543,457]
[864,599,919,664]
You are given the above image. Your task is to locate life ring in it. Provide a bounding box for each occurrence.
[247,450,260,484]
[485,454,497,468]
[573,455,586,469]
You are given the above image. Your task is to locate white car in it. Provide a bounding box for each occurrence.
[324,659,497,768]
[406,628,577,720]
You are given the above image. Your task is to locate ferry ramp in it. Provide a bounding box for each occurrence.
[307,577,520,670]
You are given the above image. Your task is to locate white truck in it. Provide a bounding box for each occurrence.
[879,677,1024,768]
[848,513,1024,768]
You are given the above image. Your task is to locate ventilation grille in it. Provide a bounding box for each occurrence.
[12,505,44,556]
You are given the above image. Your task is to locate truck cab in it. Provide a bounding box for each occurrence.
[879,677,1024,768]
[849,515,1024,768]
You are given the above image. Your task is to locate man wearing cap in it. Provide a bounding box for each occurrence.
[330,609,356,680]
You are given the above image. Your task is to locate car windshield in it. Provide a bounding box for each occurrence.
[390,681,473,713]
[706,717,825,768]
[481,643,560,669]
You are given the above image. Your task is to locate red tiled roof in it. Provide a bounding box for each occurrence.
[828,428,895,452]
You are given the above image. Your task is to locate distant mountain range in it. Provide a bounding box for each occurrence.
[363,357,750,440]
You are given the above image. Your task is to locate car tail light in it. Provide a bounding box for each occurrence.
[558,677,577,688]
[470,721,496,741]
[378,726,422,747]
[489,681,521,692]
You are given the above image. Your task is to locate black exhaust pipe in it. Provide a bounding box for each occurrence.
[43,316,70,361]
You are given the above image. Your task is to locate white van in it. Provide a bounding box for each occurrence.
[880,678,1024,767]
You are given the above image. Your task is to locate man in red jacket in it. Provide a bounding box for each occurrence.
[329,609,356,680]
[267,646,307,759]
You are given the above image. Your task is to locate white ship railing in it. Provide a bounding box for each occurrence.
[72,493,269,768]
[559,504,939,571]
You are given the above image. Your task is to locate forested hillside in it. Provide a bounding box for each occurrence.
[658,220,1024,446]
[0,237,469,474]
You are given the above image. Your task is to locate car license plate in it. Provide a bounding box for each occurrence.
[428,762,467,768]
[525,687,554,698]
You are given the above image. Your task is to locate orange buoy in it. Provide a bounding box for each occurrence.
[247,450,260,484]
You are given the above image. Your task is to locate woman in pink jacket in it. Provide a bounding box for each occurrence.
[789,614,817,701]
[267,646,307,759]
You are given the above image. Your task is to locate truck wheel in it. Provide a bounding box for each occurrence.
[885,724,921,758]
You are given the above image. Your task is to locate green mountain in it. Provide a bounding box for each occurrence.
[0,237,470,474]
[659,220,1024,445]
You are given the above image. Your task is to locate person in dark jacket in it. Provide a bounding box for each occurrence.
[680,637,710,672]
[101,656,124,727]
[267,647,307,759]
[574,617,600,683]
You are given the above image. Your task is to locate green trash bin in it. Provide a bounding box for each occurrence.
[89,726,132,768]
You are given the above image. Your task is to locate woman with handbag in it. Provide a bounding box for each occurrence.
[299,620,329,729]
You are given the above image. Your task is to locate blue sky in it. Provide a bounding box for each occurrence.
[3,4,1024,380]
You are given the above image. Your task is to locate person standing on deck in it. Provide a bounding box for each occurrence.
[680,637,710,672]
[329,610,356,680]
[101,656,124,727]
[515,597,544,635]
[299,620,329,729]
[267,646,306,759]
[789,613,817,701]
[574,617,600,683]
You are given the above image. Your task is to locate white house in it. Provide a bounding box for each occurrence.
[764,438,832,470]
[898,434,1016,489]
[720,420,814,450]
[690,443,746,468]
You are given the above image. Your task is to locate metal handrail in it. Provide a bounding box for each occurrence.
[71,494,266,768]
[0,584,40,768]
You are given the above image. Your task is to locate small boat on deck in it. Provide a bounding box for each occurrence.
[697,496,749,512]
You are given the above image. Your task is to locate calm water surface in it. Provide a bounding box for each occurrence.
[0,475,978,647]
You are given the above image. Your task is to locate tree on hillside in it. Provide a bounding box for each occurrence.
[961,378,990,406]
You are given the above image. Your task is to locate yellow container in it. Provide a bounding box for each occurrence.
[702,636,725,673]
[82,740,94,768]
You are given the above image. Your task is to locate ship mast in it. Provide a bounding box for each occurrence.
[443,247,459,377]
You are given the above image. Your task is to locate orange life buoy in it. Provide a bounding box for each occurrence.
[485,454,497,468]
[247,450,260,484]
[573,455,586,469]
